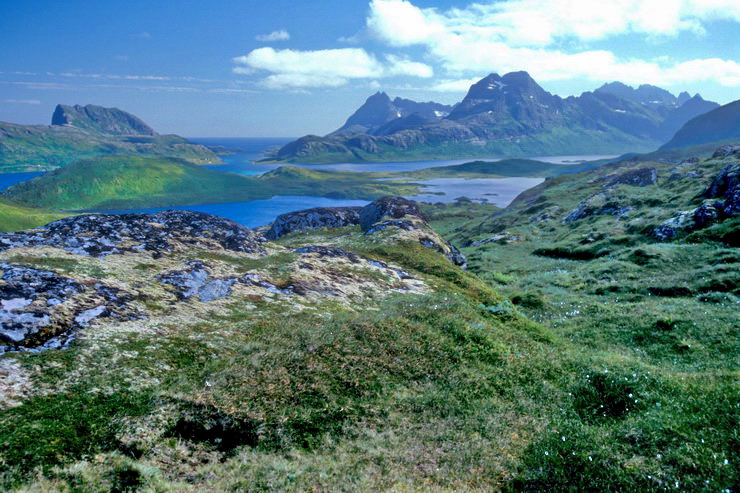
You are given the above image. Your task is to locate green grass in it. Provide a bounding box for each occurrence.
[2,156,422,211]
[0,197,68,232]
[0,149,736,491]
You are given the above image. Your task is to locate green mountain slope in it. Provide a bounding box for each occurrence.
[661,99,740,149]
[1,156,421,210]
[0,105,220,173]
[0,197,68,232]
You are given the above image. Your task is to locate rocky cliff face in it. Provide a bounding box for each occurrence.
[52,104,158,136]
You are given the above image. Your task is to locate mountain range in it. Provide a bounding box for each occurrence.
[661,99,740,149]
[0,104,219,173]
[269,72,720,163]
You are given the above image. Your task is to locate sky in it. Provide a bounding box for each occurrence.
[1,0,739,137]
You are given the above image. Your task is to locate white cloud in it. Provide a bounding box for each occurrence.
[368,0,740,47]
[366,0,740,87]
[232,47,433,89]
[255,30,291,42]
[427,78,482,92]
[2,99,41,104]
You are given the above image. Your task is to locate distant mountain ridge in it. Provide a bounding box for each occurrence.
[329,92,453,136]
[270,72,719,164]
[51,104,157,136]
[0,105,219,173]
[660,99,740,149]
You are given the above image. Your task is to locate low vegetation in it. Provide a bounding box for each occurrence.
[0,197,68,232]
[0,147,736,491]
[2,156,422,211]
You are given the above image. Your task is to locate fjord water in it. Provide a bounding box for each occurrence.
[0,171,43,190]
[105,195,369,229]
[193,137,617,173]
[0,137,613,228]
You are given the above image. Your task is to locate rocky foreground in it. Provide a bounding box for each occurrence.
[0,197,464,353]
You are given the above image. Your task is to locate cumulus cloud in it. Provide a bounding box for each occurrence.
[232,47,433,89]
[366,0,740,87]
[255,30,291,42]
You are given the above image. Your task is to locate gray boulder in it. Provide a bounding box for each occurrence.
[606,168,658,187]
[712,144,740,158]
[0,263,140,352]
[265,207,361,240]
[359,196,425,232]
[0,210,266,258]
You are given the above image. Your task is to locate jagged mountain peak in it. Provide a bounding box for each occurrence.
[329,92,451,137]
[677,91,692,105]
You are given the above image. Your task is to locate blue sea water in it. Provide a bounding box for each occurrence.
[107,195,369,229]
[0,171,44,191]
[0,137,614,228]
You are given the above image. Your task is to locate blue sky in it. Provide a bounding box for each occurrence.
[1,0,738,137]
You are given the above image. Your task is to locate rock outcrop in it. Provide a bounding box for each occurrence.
[606,168,658,187]
[653,161,739,240]
[52,104,158,136]
[359,196,426,232]
[564,192,633,223]
[703,162,740,217]
[0,210,266,258]
[359,197,466,267]
[265,207,362,240]
[0,263,140,352]
[712,145,740,159]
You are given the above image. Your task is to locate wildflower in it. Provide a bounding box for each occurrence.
[544,451,549,456]
[588,456,592,461]
[561,436,566,441]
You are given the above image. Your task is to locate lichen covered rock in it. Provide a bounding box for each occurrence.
[0,210,266,258]
[359,196,426,232]
[0,262,140,352]
[265,207,361,240]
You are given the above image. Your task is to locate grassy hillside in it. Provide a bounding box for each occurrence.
[661,99,740,149]
[0,198,68,232]
[0,122,220,173]
[2,156,421,211]
[422,150,738,490]
[0,164,735,491]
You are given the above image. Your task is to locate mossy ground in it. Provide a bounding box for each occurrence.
[0,198,69,232]
[0,154,737,491]
[424,154,738,491]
